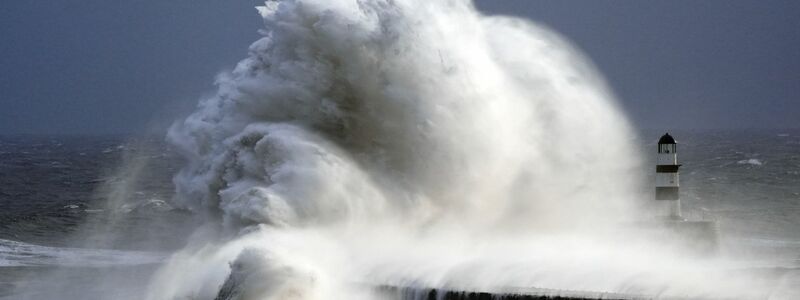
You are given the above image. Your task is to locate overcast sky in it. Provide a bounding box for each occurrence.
[1,1,798,134]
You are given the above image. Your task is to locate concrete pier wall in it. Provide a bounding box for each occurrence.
[377,286,650,300]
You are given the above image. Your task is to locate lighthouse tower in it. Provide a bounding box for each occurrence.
[656,133,683,220]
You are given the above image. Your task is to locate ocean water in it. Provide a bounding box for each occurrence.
[0,135,192,249]
[0,130,798,299]
[0,135,195,299]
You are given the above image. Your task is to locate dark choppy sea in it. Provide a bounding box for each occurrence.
[0,129,798,299]
[0,135,197,299]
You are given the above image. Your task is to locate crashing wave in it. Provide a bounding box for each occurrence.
[143,0,795,299]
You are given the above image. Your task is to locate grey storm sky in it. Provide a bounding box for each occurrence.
[0,1,798,134]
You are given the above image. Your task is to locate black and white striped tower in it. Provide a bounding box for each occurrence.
[656,133,682,220]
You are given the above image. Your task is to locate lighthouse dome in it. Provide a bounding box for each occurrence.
[658,133,676,145]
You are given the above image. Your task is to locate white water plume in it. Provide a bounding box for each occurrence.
[147,0,795,299]
[168,0,639,231]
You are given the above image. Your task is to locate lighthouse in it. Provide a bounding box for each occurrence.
[638,133,719,255]
[656,133,682,220]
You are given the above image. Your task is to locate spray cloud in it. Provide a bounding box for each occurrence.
[146,0,788,299]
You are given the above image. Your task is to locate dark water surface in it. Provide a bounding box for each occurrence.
[0,135,197,299]
[0,135,195,249]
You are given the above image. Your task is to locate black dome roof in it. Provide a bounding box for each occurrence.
[658,133,676,144]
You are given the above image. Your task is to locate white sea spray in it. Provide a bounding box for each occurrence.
[145,1,791,299]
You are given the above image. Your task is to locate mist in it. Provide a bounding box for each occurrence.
[146,0,792,299]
